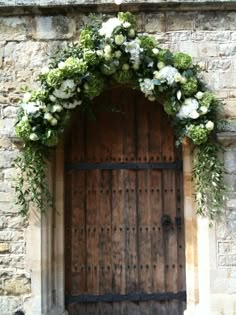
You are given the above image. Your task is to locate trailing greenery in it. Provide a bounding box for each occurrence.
[14,12,226,220]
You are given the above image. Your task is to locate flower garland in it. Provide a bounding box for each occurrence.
[14,12,226,219]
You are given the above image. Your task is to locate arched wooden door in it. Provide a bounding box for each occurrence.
[64,87,186,315]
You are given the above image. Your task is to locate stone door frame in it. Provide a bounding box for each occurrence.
[26,139,210,315]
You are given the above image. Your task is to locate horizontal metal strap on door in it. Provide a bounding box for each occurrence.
[65,161,183,171]
[65,291,186,304]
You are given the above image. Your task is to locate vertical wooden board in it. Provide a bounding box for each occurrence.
[162,170,178,293]
[86,303,98,315]
[139,302,151,315]
[120,302,140,315]
[113,302,121,315]
[65,172,72,295]
[148,102,162,162]
[151,301,168,315]
[86,170,100,294]
[71,171,86,294]
[111,170,126,294]
[149,170,165,292]
[137,170,152,293]
[176,169,186,292]
[97,302,113,315]
[160,110,175,162]
[122,92,136,162]
[71,304,87,315]
[124,170,138,293]
[98,170,112,294]
[70,112,85,163]
[136,95,149,162]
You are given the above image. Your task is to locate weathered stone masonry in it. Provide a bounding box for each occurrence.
[0,1,236,314]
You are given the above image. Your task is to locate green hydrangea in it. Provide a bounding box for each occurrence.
[83,50,98,66]
[15,118,32,140]
[139,35,157,51]
[79,28,95,49]
[63,57,88,76]
[181,78,198,96]
[187,125,209,145]
[118,12,137,28]
[113,69,134,84]
[163,99,179,115]
[42,129,59,147]
[173,52,192,70]
[84,74,104,99]
[199,92,216,108]
[46,68,63,87]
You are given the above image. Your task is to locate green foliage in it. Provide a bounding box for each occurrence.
[193,142,226,221]
[14,11,226,222]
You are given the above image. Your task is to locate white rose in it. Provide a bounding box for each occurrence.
[148,95,156,102]
[49,95,57,102]
[58,62,65,69]
[115,34,125,46]
[96,50,104,57]
[128,29,135,38]
[122,63,130,71]
[115,50,122,58]
[152,48,159,55]
[123,22,131,28]
[174,73,182,83]
[205,121,214,131]
[23,92,32,103]
[180,76,187,84]
[52,104,63,112]
[200,106,208,114]
[44,112,53,121]
[104,45,112,55]
[154,71,161,80]
[22,116,28,122]
[50,118,58,126]
[29,133,39,141]
[133,63,140,70]
[195,91,204,100]
[157,61,165,69]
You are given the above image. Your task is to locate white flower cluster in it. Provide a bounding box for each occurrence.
[53,79,76,99]
[99,18,121,38]
[140,78,154,97]
[124,39,143,66]
[154,66,180,86]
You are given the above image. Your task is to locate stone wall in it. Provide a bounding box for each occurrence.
[0,4,236,315]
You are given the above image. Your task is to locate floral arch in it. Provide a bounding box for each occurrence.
[14,12,225,221]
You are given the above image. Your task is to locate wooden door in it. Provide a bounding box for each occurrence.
[64,87,186,315]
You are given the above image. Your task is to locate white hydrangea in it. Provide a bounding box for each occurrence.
[29,133,39,141]
[123,22,131,28]
[63,99,82,109]
[53,79,76,99]
[124,39,143,65]
[195,91,204,100]
[21,102,40,114]
[158,66,179,86]
[177,98,199,120]
[99,17,121,38]
[140,78,154,97]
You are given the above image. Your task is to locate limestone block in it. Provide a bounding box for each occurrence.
[0,254,24,269]
[144,13,166,33]
[222,100,236,118]
[205,31,231,42]
[10,242,25,254]
[0,243,10,253]
[0,150,17,168]
[224,150,236,173]
[3,275,30,295]
[167,31,192,42]
[0,137,13,149]
[207,58,232,71]
[2,106,18,118]
[166,12,195,31]
[0,296,21,315]
[0,231,23,242]
[219,44,236,57]
[195,12,236,31]
[0,17,29,41]
[5,216,27,229]
[31,15,76,39]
